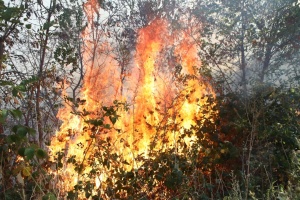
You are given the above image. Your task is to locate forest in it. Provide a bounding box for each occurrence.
[0,0,299,199]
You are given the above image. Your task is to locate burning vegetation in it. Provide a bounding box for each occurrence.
[0,0,299,199]
[49,0,216,198]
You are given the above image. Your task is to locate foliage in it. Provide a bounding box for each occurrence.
[195,0,300,91]
[46,84,300,199]
[0,0,299,199]
[0,84,51,199]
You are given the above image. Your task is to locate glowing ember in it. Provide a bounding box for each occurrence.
[49,0,215,197]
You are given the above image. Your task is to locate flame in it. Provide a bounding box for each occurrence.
[49,0,215,197]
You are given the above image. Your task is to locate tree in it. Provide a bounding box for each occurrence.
[194,0,300,93]
[0,0,75,198]
[193,0,300,198]
[0,0,299,199]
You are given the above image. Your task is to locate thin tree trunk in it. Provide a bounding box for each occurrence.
[0,38,4,136]
[241,38,247,91]
[260,44,272,83]
[36,0,56,147]
[0,37,4,70]
[240,1,247,95]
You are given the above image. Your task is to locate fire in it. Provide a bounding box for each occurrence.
[49,0,215,197]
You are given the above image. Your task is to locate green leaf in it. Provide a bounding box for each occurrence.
[16,126,28,137]
[15,82,26,92]
[36,148,47,159]
[22,166,31,177]
[67,155,76,164]
[43,21,55,30]
[25,24,31,29]
[27,127,36,135]
[85,119,103,126]
[57,162,63,168]
[18,84,26,92]
[21,76,38,85]
[2,10,12,21]
[12,85,26,97]
[6,135,13,144]
[24,147,35,160]
[9,109,22,119]
[67,191,76,199]
[12,88,19,97]
[18,147,26,157]
[6,134,21,144]
[291,88,295,93]
[0,109,8,123]
[0,80,13,86]
[12,125,19,133]
[109,116,117,125]
[42,193,56,200]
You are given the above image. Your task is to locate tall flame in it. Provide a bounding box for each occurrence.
[49,0,215,197]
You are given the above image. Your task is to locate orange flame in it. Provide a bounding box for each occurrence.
[49,0,215,197]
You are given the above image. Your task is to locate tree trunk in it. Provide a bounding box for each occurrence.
[0,37,4,70]
[36,0,56,147]
[260,44,272,83]
[240,1,247,95]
